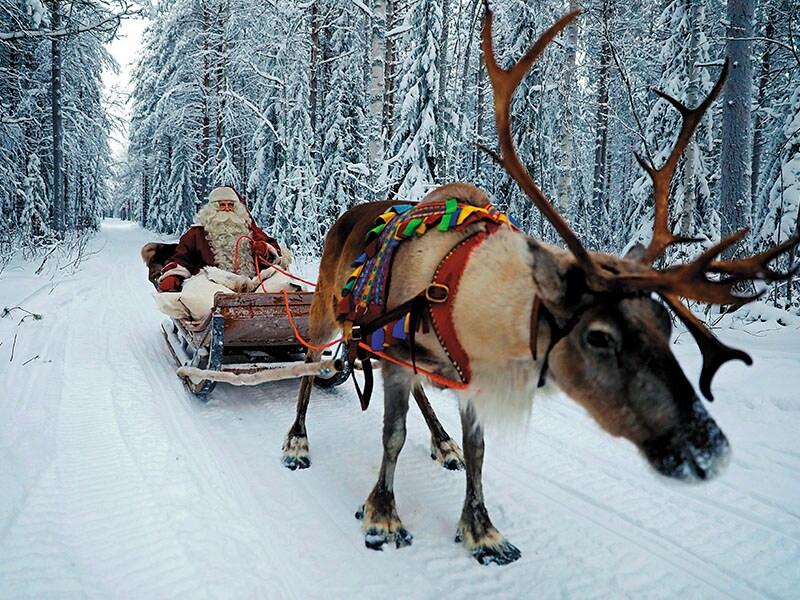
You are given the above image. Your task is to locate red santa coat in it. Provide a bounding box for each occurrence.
[160,223,281,281]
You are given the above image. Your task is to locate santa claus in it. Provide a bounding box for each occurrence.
[154,186,301,322]
[158,186,284,291]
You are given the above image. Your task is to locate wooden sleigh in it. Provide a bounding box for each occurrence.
[143,242,350,400]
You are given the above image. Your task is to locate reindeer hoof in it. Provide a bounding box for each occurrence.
[456,525,521,565]
[472,540,521,566]
[282,434,310,470]
[359,502,413,550]
[430,439,465,471]
[442,456,465,471]
[282,455,310,470]
[364,526,413,551]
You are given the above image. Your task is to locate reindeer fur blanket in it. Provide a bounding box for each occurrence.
[154,260,305,323]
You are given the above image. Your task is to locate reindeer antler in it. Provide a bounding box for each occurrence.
[661,294,752,401]
[480,6,800,400]
[636,61,729,264]
[480,4,590,267]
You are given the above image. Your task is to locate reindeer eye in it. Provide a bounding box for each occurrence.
[584,328,617,353]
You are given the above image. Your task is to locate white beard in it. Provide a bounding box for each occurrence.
[194,202,256,277]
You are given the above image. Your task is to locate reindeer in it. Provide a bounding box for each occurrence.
[282,6,800,565]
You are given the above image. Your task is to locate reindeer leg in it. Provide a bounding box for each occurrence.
[455,403,521,565]
[282,350,319,470]
[411,383,464,471]
[355,362,414,550]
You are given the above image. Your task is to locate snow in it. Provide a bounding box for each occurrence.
[1,220,800,598]
[22,0,45,28]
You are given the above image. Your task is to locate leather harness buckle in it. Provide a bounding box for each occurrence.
[426,283,449,303]
[351,325,362,341]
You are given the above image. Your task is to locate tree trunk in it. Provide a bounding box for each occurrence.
[720,0,755,255]
[475,58,485,180]
[382,0,395,151]
[751,13,773,204]
[200,0,211,199]
[679,0,702,237]
[592,13,611,215]
[50,0,64,236]
[434,0,450,181]
[141,166,149,226]
[556,0,579,214]
[216,0,229,155]
[310,1,320,138]
[15,41,29,226]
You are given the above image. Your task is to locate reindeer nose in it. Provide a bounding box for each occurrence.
[642,398,730,482]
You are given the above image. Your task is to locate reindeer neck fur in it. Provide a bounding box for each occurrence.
[384,218,560,427]
[451,228,559,426]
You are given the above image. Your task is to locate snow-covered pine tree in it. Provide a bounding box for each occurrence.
[167,140,197,234]
[1,0,49,240]
[445,0,485,192]
[20,152,49,240]
[129,0,214,231]
[61,17,114,231]
[145,154,170,233]
[751,0,799,253]
[758,84,800,307]
[245,1,318,254]
[381,0,443,200]
[317,0,371,230]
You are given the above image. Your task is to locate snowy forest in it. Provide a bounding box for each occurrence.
[1,0,799,307]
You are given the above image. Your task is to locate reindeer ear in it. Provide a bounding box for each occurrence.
[624,243,647,261]
[527,239,587,310]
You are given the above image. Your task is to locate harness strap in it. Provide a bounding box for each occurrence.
[530,295,541,360]
[352,345,374,410]
[427,231,489,384]
[529,293,557,387]
[347,231,490,410]
[528,289,570,388]
[535,302,562,388]
[348,293,429,410]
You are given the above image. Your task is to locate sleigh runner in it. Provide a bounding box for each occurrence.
[145,242,350,399]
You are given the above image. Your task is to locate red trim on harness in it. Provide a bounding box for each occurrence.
[427,231,490,384]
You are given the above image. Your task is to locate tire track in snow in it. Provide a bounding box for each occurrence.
[204,382,554,597]
[202,385,379,597]
[51,278,202,596]
[392,388,789,598]
[490,458,769,600]
[531,397,800,544]
[104,226,301,598]
[1,277,201,596]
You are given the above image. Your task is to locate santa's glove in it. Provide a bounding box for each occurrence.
[253,241,281,263]
[159,275,183,292]
[160,260,190,279]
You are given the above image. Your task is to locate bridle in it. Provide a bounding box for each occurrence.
[530,288,649,388]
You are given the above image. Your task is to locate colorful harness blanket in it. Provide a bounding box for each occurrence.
[337,198,514,358]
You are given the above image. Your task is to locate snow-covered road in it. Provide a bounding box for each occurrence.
[1,220,799,598]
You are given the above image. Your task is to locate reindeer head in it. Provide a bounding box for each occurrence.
[481,5,799,481]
